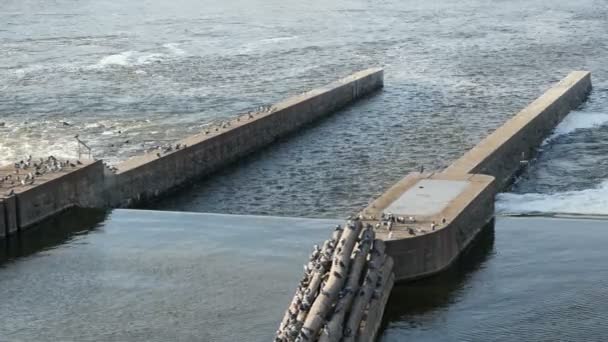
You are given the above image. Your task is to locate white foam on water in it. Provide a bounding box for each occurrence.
[259,36,298,43]
[164,43,187,55]
[497,110,608,216]
[238,36,299,54]
[97,51,134,66]
[542,110,608,145]
[136,53,167,65]
[93,45,187,69]
[496,180,608,216]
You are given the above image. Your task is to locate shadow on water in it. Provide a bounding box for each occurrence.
[0,208,108,266]
[381,220,496,326]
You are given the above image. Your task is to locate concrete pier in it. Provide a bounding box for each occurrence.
[365,70,591,282]
[108,68,384,207]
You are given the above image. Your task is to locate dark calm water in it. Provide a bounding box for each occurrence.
[380,216,608,342]
[2,0,608,218]
[1,212,607,341]
[0,209,340,342]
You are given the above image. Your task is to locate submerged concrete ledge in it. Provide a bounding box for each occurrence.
[108,68,384,207]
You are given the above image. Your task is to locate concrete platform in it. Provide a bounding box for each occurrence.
[362,172,495,241]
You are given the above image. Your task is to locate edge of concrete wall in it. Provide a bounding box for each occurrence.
[1,161,105,233]
[0,199,5,238]
[444,71,592,189]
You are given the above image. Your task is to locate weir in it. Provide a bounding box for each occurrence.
[275,71,592,341]
[0,68,594,341]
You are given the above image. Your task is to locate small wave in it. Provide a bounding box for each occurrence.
[260,36,298,43]
[93,45,186,69]
[542,111,608,145]
[136,53,166,65]
[98,51,135,66]
[496,180,608,216]
[164,43,187,55]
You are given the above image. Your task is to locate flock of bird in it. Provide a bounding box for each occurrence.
[276,218,388,342]
[152,142,188,159]
[145,105,275,159]
[276,223,346,341]
[1,155,82,196]
[202,105,275,135]
[374,212,447,238]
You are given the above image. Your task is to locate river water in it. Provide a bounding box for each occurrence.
[3,0,608,341]
[1,211,607,342]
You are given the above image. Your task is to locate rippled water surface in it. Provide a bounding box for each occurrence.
[2,212,607,341]
[2,0,608,217]
[380,216,608,341]
[0,209,340,342]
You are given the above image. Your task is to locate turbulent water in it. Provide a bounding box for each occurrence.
[2,0,608,217]
[497,98,608,216]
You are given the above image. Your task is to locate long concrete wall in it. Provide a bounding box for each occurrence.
[445,71,592,190]
[108,68,384,206]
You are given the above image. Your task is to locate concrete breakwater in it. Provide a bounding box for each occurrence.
[276,71,592,341]
[0,68,383,236]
